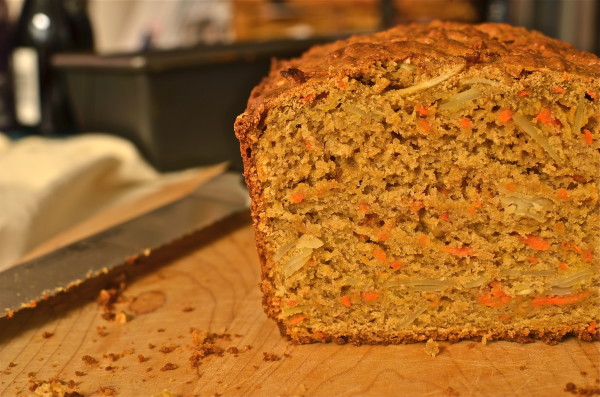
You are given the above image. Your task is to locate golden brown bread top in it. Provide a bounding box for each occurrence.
[242,21,600,114]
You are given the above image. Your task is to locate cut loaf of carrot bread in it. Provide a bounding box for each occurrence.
[235,21,600,344]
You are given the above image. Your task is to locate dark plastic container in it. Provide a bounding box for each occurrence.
[53,39,336,171]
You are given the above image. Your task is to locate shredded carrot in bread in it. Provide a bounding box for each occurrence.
[518,90,530,97]
[586,90,598,101]
[532,291,590,307]
[468,200,482,215]
[477,282,511,307]
[440,212,450,222]
[337,80,347,88]
[459,117,472,129]
[521,235,550,251]
[418,119,431,133]
[583,129,593,145]
[561,242,593,262]
[526,256,538,264]
[286,300,298,307]
[533,107,560,126]
[415,105,429,116]
[304,138,313,151]
[558,262,569,271]
[418,235,430,245]
[588,322,597,333]
[556,188,569,199]
[291,192,305,203]
[359,202,369,213]
[390,261,403,270]
[444,246,475,257]
[499,109,512,123]
[410,201,425,212]
[505,183,517,192]
[300,94,315,103]
[340,295,352,307]
[361,291,380,302]
[553,86,565,94]
[373,247,388,262]
[377,223,394,241]
[288,315,307,325]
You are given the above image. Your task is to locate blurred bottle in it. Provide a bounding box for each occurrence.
[0,0,11,130]
[10,0,94,134]
[62,0,94,51]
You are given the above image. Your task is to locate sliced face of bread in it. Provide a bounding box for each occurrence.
[235,22,600,344]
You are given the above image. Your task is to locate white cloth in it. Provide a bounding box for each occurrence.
[0,133,197,270]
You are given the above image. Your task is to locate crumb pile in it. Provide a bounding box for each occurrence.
[235,21,600,344]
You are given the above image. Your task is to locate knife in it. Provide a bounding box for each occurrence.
[0,173,249,318]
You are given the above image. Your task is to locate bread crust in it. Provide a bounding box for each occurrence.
[234,21,600,344]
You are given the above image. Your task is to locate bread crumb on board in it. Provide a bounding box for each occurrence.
[424,339,440,357]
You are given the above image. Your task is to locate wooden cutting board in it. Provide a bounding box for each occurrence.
[0,212,598,397]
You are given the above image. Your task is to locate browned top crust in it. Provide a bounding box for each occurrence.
[239,21,600,118]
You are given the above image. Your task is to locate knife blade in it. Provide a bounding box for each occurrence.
[0,173,248,318]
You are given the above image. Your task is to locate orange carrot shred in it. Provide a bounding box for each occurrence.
[373,248,388,262]
[583,129,593,145]
[444,246,475,257]
[410,201,425,212]
[340,295,352,307]
[440,212,450,222]
[522,235,550,251]
[558,262,569,271]
[361,291,380,302]
[586,90,598,101]
[415,105,429,117]
[304,138,313,151]
[291,192,305,203]
[526,256,538,264]
[418,235,430,245]
[390,261,403,270]
[499,109,512,123]
[553,86,565,94]
[477,282,511,307]
[337,80,347,88]
[518,90,530,97]
[459,117,472,129]
[288,315,307,325]
[468,200,483,215]
[359,202,369,213]
[300,94,315,103]
[561,242,592,262]
[533,107,559,126]
[505,183,517,192]
[588,321,597,333]
[418,119,431,133]
[532,291,590,307]
[556,188,569,199]
[377,223,394,241]
[287,300,298,307]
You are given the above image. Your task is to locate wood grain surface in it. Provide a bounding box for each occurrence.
[1,213,598,397]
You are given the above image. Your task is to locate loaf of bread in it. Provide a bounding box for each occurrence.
[235,21,599,344]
